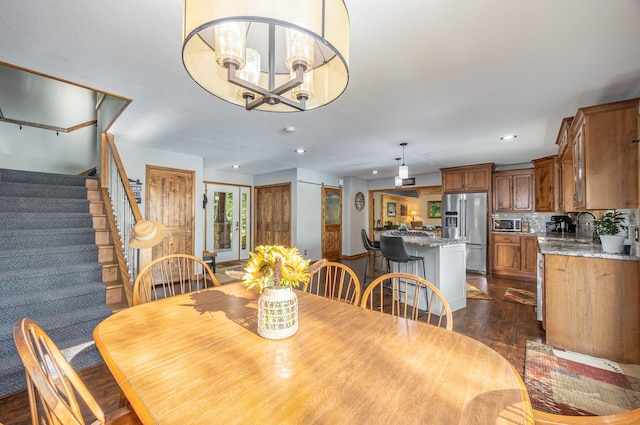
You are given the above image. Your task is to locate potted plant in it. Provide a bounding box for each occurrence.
[230,245,325,339]
[592,211,627,253]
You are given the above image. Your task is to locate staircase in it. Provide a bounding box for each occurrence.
[0,168,122,397]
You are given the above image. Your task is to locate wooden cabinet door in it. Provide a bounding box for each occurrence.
[492,169,533,212]
[464,167,491,192]
[493,174,513,212]
[513,172,534,212]
[442,169,465,193]
[572,121,586,209]
[492,234,521,272]
[533,156,557,212]
[521,235,538,275]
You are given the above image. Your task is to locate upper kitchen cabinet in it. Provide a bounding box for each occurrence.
[569,98,639,210]
[556,117,574,212]
[441,163,494,194]
[492,169,534,212]
[532,155,558,212]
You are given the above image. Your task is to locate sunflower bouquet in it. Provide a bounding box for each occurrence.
[230,245,325,291]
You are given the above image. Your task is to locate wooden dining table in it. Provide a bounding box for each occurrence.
[94,282,534,425]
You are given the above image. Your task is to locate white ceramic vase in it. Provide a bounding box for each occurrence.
[257,287,298,339]
[599,234,625,254]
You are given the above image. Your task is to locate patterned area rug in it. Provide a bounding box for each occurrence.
[525,340,640,416]
[214,260,247,284]
[502,287,536,306]
[466,283,493,300]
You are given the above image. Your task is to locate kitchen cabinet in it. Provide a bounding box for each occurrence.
[532,156,558,212]
[492,169,534,212]
[569,98,639,210]
[545,254,639,363]
[556,117,574,212]
[441,163,494,194]
[491,233,537,280]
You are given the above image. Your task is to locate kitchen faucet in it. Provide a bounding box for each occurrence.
[574,211,597,239]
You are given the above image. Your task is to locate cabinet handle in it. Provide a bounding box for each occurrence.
[632,139,640,143]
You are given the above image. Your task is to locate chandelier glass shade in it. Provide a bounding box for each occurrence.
[182,0,350,112]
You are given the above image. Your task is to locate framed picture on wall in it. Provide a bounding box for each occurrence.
[400,204,408,217]
[428,201,442,218]
[387,202,396,217]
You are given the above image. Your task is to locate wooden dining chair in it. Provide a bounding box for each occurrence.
[360,272,453,330]
[13,318,142,425]
[532,408,640,425]
[303,261,362,305]
[133,253,220,306]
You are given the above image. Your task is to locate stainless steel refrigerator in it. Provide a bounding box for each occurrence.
[441,193,487,273]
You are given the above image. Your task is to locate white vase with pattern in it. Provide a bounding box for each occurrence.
[257,287,298,339]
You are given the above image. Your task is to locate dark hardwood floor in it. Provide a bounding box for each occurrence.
[0,256,544,425]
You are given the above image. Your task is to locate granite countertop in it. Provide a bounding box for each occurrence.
[536,232,639,261]
[382,230,466,247]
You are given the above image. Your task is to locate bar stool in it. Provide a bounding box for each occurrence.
[379,235,426,277]
[379,235,429,312]
[361,229,383,285]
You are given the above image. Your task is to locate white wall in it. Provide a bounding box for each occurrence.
[0,124,97,174]
[116,142,205,258]
[343,176,369,256]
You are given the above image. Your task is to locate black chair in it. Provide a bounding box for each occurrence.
[379,235,426,278]
[361,229,383,285]
[379,235,429,313]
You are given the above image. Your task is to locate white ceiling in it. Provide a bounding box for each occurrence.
[1,1,640,180]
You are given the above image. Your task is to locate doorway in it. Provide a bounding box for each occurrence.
[322,186,342,261]
[204,183,250,262]
[254,183,291,247]
[146,166,195,259]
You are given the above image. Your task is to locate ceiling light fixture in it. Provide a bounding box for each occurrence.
[295,148,306,154]
[398,142,409,179]
[394,157,403,187]
[500,134,517,141]
[182,0,350,112]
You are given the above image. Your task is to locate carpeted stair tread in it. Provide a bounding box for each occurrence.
[0,227,96,250]
[0,263,103,294]
[0,181,88,200]
[0,212,93,230]
[0,244,98,270]
[0,196,89,213]
[0,168,93,186]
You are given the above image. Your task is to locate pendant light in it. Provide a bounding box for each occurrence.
[394,157,403,187]
[398,142,409,179]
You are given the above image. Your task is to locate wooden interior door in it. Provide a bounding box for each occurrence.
[146,166,195,260]
[254,183,291,247]
[322,187,342,261]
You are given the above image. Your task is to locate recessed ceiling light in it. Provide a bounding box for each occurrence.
[500,134,517,141]
[295,148,306,154]
[372,170,378,174]
[284,126,296,133]
[231,164,240,169]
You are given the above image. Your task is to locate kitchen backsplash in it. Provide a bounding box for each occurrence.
[493,209,639,256]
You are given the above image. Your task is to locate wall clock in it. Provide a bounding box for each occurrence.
[354,192,365,211]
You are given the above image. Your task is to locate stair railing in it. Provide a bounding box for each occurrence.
[100,132,144,306]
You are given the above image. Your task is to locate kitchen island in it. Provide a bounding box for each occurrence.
[538,233,640,363]
[380,231,467,313]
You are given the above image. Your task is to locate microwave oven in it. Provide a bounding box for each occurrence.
[492,218,521,232]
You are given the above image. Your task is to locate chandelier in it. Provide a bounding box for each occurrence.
[182,0,350,112]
